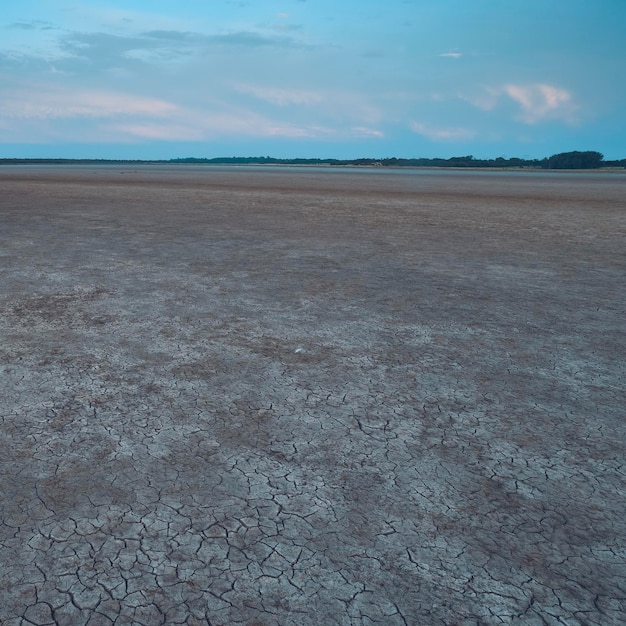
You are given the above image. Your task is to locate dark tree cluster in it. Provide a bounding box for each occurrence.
[542,151,604,169]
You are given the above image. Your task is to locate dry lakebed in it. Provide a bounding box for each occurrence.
[1,165,625,625]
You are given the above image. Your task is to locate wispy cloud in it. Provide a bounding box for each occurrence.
[111,116,339,142]
[110,123,200,141]
[439,51,462,59]
[410,122,475,141]
[9,21,57,31]
[142,30,199,42]
[263,124,333,138]
[236,84,323,106]
[503,83,576,124]
[235,84,383,130]
[1,86,178,120]
[353,126,384,138]
[460,88,500,112]
[208,31,302,48]
[462,83,578,124]
[272,23,303,33]
[3,26,305,74]
[0,80,348,144]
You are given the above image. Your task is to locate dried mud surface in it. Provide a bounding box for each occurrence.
[1,166,625,625]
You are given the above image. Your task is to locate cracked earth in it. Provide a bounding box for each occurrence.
[1,165,625,625]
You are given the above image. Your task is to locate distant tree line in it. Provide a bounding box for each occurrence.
[2,151,625,169]
[0,158,165,165]
[170,151,625,169]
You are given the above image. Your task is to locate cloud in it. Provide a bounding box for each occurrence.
[9,21,57,31]
[142,30,199,42]
[110,123,200,141]
[209,31,301,47]
[139,29,304,49]
[439,51,462,59]
[110,115,338,142]
[503,83,576,124]
[0,16,390,149]
[0,80,345,144]
[234,84,383,129]
[410,122,475,141]
[462,83,578,124]
[263,124,332,138]
[273,23,303,33]
[0,85,179,120]
[326,92,382,125]
[460,88,500,112]
[60,32,168,67]
[2,27,305,75]
[352,127,384,138]
[236,84,323,106]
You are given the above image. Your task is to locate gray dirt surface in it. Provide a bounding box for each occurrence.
[1,165,625,625]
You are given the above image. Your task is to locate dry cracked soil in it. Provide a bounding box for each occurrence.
[0,165,625,625]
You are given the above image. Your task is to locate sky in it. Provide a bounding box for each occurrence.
[1,0,625,160]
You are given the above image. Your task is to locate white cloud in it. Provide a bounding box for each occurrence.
[352,127,384,138]
[462,83,578,124]
[503,83,576,124]
[0,86,179,120]
[0,80,347,144]
[263,124,334,138]
[0,88,178,120]
[439,51,462,59]
[410,122,475,141]
[110,123,200,141]
[111,114,320,142]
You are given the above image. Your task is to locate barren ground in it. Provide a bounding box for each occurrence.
[1,165,625,625]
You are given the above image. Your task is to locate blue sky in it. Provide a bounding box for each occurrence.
[1,0,624,160]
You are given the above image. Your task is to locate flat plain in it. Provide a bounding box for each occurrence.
[1,165,625,625]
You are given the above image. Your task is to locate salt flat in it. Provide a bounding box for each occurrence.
[1,165,625,625]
